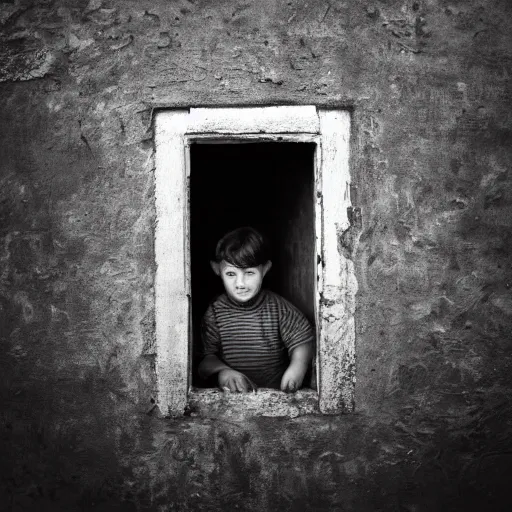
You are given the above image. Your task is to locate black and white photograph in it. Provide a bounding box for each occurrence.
[1,0,511,510]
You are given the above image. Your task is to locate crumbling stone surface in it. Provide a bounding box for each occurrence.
[188,388,320,419]
[1,0,511,510]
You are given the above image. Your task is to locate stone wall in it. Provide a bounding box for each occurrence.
[1,0,511,510]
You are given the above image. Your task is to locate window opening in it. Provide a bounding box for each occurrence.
[190,142,316,388]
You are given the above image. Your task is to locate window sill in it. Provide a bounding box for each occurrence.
[187,387,320,418]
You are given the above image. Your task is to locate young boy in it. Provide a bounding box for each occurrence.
[198,227,314,393]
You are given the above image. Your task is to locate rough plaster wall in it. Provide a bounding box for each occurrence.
[0,0,511,510]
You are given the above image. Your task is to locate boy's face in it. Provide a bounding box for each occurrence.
[212,260,272,304]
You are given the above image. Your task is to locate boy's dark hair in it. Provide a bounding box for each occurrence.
[214,227,270,267]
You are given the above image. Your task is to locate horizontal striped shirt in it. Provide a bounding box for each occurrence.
[201,289,314,388]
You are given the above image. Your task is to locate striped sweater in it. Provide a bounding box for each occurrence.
[201,289,314,388]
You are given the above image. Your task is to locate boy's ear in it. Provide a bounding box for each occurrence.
[262,260,272,276]
[210,261,221,276]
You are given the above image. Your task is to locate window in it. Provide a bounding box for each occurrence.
[154,106,355,417]
[189,142,316,389]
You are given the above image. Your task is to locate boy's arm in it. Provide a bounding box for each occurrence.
[281,342,314,392]
[198,354,230,379]
[199,304,256,392]
[277,296,315,392]
[198,355,257,392]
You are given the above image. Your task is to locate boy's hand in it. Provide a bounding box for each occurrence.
[218,369,257,393]
[281,342,313,392]
[280,364,307,393]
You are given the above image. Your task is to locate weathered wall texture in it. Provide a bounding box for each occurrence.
[1,0,511,510]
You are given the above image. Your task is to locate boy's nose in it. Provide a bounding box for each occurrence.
[235,275,245,288]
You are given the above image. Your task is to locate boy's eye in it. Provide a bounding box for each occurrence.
[226,272,235,277]
[246,271,254,275]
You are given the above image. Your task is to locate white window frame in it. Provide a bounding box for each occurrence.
[154,106,356,417]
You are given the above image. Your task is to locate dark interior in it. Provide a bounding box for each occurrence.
[190,142,316,387]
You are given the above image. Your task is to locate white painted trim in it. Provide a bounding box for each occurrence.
[154,106,355,417]
[154,110,190,416]
[188,106,320,134]
[187,133,320,144]
[318,110,356,413]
